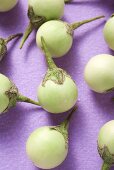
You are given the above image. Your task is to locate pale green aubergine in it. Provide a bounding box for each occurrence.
[0,0,18,12]
[98,120,114,170]
[36,15,104,58]
[26,107,76,169]
[84,54,114,93]
[26,127,68,169]
[28,0,64,20]
[37,37,78,113]
[104,14,114,50]
[0,74,12,113]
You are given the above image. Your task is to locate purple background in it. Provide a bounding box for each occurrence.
[0,0,114,170]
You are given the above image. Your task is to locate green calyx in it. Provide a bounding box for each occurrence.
[4,80,40,112]
[102,163,111,170]
[42,68,70,86]
[65,23,74,36]
[98,144,114,170]
[41,37,71,86]
[20,6,46,49]
[0,33,22,61]
[51,125,68,148]
[50,106,77,146]
[28,6,46,28]
[4,82,18,112]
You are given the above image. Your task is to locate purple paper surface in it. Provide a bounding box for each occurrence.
[0,0,114,170]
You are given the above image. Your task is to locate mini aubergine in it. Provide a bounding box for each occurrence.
[84,54,114,93]
[98,120,114,170]
[36,15,105,58]
[37,37,78,114]
[26,106,77,169]
[103,14,114,50]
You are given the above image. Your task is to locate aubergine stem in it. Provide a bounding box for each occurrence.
[5,33,23,44]
[41,36,57,70]
[17,94,40,106]
[71,15,105,30]
[50,106,77,143]
[102,162,111,170]
[20,22,34,49]
[61,106,77,130]
[20,10,46,50]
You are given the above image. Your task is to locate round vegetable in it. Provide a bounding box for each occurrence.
[84,54,114,93]
[28,0,64,20]
[0,33,22,61]
[0,73,40,114]
[26,106,77,169]
[20,0,64,49]
[37,37,78,113]
[0,0,18,12]
[98,120,114,170]
[103,14,114,50]
[0,74,12,113]
[36,15,104,58]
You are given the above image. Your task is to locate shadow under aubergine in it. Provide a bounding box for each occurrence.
[90,90,114,119]
[0,104,40,143]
